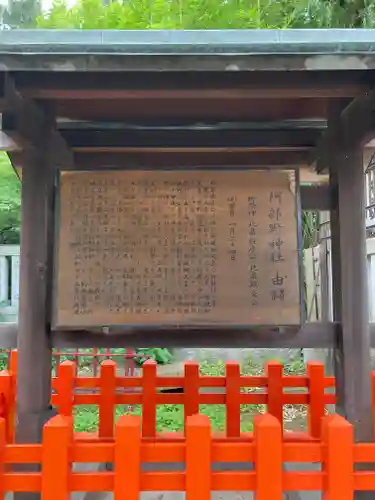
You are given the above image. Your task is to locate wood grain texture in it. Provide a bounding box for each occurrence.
[55,170,301,328]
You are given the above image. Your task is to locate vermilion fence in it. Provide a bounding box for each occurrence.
[54,359,336,439]
[0,412,374,499]
[0,357,342,442]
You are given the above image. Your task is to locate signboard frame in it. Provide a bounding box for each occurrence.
[52,167,305,331]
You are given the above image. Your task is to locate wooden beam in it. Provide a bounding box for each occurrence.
[300,184,331,211]
[2,321,375,348]
[1,76,73,168]
[61,127,321,150]
[56,98,330,122]
[50,323,337,348]
[313,90,375,172]
[17,71,369,100]
[22,86,365,100]
[73,149,310,168]
[0,322,341,349]
[74,146,310,154]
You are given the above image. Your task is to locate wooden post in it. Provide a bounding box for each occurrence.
[141,360,157,438]
[186,414,211,500]
[322,414,354,500]
[306,361,325,439]
[225,361,241,437]
[41,416,72,500]
[265,361,283,426]
[15,124,56,500]
[114,415,141,500]
[330,145,373,441]
[254,414,283,500]
[56,361,75,418]
[99,360,116,439]
[330,145,375,500]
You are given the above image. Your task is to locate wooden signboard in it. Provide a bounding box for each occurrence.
[54,170,302,328]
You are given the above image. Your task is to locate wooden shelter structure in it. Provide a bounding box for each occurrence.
[1,28,375,497]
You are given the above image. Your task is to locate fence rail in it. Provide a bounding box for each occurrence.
[0,412,374,499]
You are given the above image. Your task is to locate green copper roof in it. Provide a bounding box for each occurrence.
[1,29,375,71]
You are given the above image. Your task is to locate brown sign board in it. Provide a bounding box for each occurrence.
[54,170,301,328]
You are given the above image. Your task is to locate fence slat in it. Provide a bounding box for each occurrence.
[57,361,75,417]
[0,419,6,500]
[226,361,241,437]
[99,360,117,438]
[184,361,200,428]
[255,413,283,500]
[307,361,326,438]
[186,414,211,500]
[322,414,353,500]
[114,415,141,500]
[9,350,17,375]
[41,415,72,500]
[0,371,11,444]
[142,360,157,437]
[265,361,284,425]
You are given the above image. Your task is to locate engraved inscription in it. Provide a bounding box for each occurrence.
[55,170,301,327]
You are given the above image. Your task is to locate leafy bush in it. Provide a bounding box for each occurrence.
[37,0,372,30]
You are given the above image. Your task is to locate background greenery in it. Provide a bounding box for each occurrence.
[0,155,20,245]
[34,0,375,29]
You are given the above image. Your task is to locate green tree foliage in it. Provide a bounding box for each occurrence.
[4,0,41,28]
[0,154,20,245]
[37,0,373,29]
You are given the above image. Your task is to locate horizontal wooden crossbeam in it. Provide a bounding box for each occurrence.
[61,127,321,150]
[16,71,370,100]
[72,149,311,168]
[0,321,354,349]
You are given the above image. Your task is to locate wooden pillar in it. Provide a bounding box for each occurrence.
[16,144,55,463]
[330,147,373,442]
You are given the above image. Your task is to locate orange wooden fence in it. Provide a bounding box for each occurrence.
[0,357,341,442]
[54,359,336,439]
[0,412,374,499]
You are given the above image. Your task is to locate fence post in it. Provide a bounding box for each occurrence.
[0,418,6,498]
[265,361,284,426]
[114,415,141,500]
[186,414,211,500]
[57,361,75,418]
[41,415,72,500]
[254,413,283,500]
[0,371,12,443]
[322,414,353,500]
[9,350,17,375]
[307,361,326,439]
[99,360,117,439]
[226,361,241,437]
[142,360,157,437]
[8,351,17,443]
[184,361,200,432]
